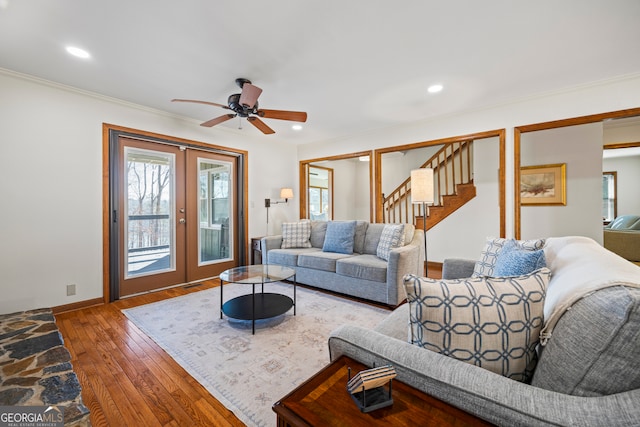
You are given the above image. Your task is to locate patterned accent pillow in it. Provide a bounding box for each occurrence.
[281,220,312,249]
[493,240,547,277]
[473,237,546,277]
[376,224,405,261]
[403,268,550,382]
[322,221,357,254]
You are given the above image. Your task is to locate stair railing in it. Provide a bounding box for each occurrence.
[383,140,474,224]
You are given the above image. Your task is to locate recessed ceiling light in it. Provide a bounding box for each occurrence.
[427,84,443,94]
[292,124,303,131]
[65,46,91,59]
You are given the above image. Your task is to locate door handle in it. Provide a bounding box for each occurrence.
[179,218,186,224]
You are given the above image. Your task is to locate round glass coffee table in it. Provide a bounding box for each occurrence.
[219,264,296,334]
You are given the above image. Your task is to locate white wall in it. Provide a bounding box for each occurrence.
[354,160,371,221]
[603,155,640,216]
[381,146,440,196]
[520,123,604,242]
[298,74,640,259]
[0,70,297,312]
[3,69,640,312]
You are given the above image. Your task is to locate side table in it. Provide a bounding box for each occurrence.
[251,236,264,265]
[273,355,493,427]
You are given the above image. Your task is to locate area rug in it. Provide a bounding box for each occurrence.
[122,283,390,427]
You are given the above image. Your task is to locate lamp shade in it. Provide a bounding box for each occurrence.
[280,188,294,199]
[410,168,434,204]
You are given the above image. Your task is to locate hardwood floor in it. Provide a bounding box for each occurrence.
[55,265,443,426]
[55,279,245,427]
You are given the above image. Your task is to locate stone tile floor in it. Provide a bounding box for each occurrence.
[0,308,90,426]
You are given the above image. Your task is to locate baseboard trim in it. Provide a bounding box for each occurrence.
[53,297,104,314]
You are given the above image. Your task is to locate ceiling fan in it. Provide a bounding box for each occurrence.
[172,78,307,134]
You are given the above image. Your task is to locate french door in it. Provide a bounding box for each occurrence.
[110,133,243,299]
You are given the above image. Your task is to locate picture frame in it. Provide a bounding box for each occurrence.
[520,163,566,206]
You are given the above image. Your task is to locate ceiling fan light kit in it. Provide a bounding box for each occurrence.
[172,78,307,135]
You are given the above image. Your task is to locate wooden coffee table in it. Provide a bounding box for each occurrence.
[273,355,493,426]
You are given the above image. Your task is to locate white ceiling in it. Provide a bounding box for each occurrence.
[1,0,640,144]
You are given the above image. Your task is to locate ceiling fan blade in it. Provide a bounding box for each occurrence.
[200,114,236,127]
[239,83,262,108]
[247,116,275,134]
[172,98,230,109]
[257,109,308,122]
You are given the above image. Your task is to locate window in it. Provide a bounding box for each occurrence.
[602,171,617,224]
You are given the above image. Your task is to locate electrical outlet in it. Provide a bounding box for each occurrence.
[66,284,76,296]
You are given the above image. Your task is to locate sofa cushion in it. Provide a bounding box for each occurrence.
[322,221,357,254]
[298,251,353,272]
[403,268,550,382]
[473,237,546,277]
[336,254,387,283]
[377,224,405,261]
[309,221,328,248]
[493,239,547,277]
[281,220,312,249]
[353,221,369,254]
[531,286,640,396]
[267,248,320,267]
[363,223,386,255]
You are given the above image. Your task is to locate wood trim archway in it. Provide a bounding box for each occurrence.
[513,107,640,239]
[299,151,374,221]
[374,129,506,237]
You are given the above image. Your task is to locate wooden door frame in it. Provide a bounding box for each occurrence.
[102,123,249,303]
[374,129,506,237]
[513,107,640,239]
[299,151,374,221]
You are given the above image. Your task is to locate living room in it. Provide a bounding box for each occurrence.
[1,1,640,426]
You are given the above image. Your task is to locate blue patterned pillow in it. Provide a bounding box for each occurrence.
[281,221,312,249]
[403,268,551,382]
[322,221,357,254]
[493,240,546,277]
[473,237,546,277]
[376,224,405,261]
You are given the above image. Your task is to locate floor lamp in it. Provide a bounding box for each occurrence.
[411,168,434,277]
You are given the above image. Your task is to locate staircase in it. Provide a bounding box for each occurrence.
[382,140,475,231]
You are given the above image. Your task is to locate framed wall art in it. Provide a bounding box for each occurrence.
[520,163,566,206]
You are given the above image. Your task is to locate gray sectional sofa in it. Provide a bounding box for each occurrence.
[261,220,424,307]
[328,236,640,426]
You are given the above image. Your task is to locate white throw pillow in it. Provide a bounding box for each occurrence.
[403,268,550,382]
[281,220,312,249]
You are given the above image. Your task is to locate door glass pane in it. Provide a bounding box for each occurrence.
[199,158,233,264]
[125,148,175,277]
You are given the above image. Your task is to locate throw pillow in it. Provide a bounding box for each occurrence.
[403,268,551,382]
[281,220,312,249]
[376,224,405,261]
[322,221,357,254]
[473,237,546,277]
[493,239,547,277]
